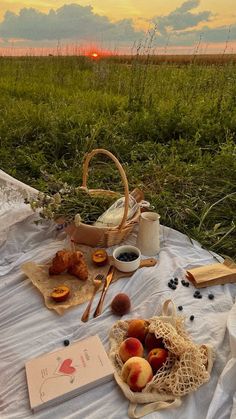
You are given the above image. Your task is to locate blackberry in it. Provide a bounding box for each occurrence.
[190,315,194,321]
[168,282,177,290]
[63,339,70,346]
[174,278,179,285]
[178,305,183,311]
[208,294,214,300]
[181,279,190,287]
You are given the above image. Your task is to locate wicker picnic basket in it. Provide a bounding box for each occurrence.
[65,148,143,247]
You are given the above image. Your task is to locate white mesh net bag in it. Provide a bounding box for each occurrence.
[109,299,215,418]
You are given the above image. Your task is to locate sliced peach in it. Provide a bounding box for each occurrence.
[51,285,70,302]
[92,249,108,266]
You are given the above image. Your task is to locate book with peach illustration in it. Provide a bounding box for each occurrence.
[25,335,114,412]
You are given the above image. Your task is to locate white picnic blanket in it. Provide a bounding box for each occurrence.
[0,170,236,419]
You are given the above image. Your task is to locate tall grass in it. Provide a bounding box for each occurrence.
[0,55,235,259]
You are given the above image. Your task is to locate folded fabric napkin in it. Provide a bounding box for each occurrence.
[186,259,236,288]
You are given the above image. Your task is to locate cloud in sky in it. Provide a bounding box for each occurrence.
[154,0,212,34]
[0,4,142,44]
[0,0,235,50]
[151,0,236,48]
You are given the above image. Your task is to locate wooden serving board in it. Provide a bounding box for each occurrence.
[21,245,158,315]
[109,256,157,281]
[72,244,158,283]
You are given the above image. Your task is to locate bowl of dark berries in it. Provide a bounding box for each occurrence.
[113,245,141,272]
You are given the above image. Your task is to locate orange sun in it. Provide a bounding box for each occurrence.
[91,52,99,58]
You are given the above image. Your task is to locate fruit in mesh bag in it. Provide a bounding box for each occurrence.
[127,319,149,343]
[121,357,153,392]
[51,285,70,302]
[145,332,165,352]
[92,249,108,266]
[147,348,169,374]
[119,337,144,362]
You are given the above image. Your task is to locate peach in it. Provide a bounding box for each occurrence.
[51,285,70,302]
[121,357,153,392]
[119,337,144,362]
[147,348,168,373]
[144,332,165,352]
[92,249,108,266]
[127,319,149,343]
[111,293,131,316]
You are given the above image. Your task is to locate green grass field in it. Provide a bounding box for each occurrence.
[0,56,235,259]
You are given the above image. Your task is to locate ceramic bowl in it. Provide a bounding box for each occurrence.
[112,245,141,272]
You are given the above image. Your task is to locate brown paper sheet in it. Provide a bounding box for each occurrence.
[21,245,157,315]
[186,259,236,288]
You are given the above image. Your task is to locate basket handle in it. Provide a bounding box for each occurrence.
[82,148,130,230]
[128,398,182,418]
[162,299,177,318]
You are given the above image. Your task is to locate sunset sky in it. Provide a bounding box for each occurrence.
[0,0,236,54]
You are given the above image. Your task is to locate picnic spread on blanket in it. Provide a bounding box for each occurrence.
[0,149,236,419]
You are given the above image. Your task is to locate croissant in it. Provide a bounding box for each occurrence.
[49,249,89,281]
[49,250,73,275]
[68,255,88,281]
[71,250,84,265]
